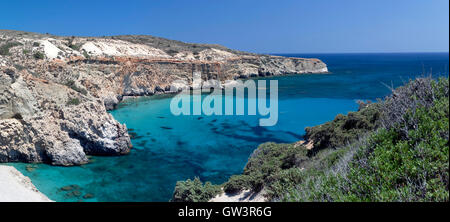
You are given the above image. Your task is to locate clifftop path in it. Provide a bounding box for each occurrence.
[0,30,328,166]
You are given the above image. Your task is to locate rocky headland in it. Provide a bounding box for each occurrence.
[0,30,328,166]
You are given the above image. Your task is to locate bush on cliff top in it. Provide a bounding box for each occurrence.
[344,79,449,201]
[223,143,308,194]
[304,102,381,154]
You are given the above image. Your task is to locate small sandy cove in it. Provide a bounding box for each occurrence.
[0,165,52,202]
[210,189,267,202]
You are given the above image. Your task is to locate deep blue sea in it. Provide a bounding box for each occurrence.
[7,53,449,202]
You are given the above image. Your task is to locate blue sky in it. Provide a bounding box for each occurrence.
[1,0,448,53]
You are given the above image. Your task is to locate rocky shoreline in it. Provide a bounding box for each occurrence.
[0,30,328,166]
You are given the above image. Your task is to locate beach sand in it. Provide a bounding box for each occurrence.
[209,189,266,202]
[0,165,52,202]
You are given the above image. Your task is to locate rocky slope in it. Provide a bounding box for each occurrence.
[0,30,328,166]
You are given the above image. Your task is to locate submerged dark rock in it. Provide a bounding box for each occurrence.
[177,140,187,146]
[83,193,94,199]
[25,165,37,172]
[60,184,81,192]
[128,132,138,139]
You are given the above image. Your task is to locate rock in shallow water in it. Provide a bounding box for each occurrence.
[83,193,94,199]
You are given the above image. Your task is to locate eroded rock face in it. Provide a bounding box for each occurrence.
[59,101,131,156]
[0,66,131,166]
[0,30,327,166]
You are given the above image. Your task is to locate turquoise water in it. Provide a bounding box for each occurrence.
[8,53,449,202]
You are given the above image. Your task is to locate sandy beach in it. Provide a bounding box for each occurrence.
[0,165,52,202]
[209,189,267,202]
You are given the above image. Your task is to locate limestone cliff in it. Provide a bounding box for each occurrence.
[0,30,328,166]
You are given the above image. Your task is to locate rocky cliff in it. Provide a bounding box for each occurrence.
[0,30,328,166]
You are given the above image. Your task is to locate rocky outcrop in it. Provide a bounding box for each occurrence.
[0,66,131,166]
[0,30,327,166]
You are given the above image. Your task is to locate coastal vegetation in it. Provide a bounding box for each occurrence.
[65,80,88,95]
[172,77,449,202]
[304,101,381,154]
[66,98,81,106]
[66,36,82,51]
[171,177,221,202]
[0,41,22,55]
[33,51,45,60]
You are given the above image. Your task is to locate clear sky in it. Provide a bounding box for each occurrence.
[1,0,448,53]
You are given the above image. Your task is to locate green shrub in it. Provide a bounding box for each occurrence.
[222,143,308,194]
[0,41,22,55]
[33,42,40,47]
[66,98,81,106]
[305,102,381,154]
[13,64,25,71]
[66,36,82,50]
[345,94,449,201]
[33,51,45,59]
[264,145,354,201]
[265,168,304,199]
[69,44,81,50]
[65,80,88,95]
[82,50,90,59]
[380,77,448,139]
[282,170,349,202]
[171,177,221,202]
[223,175,252,193]
[166,49,179,56]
